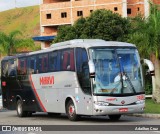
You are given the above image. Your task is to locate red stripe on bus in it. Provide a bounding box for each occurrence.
[29,75,47,112]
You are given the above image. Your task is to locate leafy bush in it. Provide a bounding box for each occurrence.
[54,9,131,43]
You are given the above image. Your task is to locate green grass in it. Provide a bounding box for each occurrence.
[0,6,40,38]
[145,99,160,114]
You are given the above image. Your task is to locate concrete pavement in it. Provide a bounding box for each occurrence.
[130,113,160,119]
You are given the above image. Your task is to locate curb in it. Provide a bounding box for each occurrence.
[128,114,160,119]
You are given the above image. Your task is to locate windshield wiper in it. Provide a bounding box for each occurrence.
[123,71,136,94]
[115,49,136,94]
[114,49,124,94]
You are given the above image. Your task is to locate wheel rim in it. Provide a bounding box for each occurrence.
[68,104,75,117]
[17,102,22,115]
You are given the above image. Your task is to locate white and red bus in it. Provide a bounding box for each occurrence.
[1,39,145,121]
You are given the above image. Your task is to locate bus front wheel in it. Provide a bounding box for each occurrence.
[16,100,27,117]
[66,100,80,121]
[108,114,121,121]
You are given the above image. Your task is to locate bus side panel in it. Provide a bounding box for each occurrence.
[30,72,78,113]
[1,75,44,112]
[1,79,18,110]
[16,75,44,112]
[6,76,20,110]
[30,72,93,115]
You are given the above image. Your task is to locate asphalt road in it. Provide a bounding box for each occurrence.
[0,110,160,134]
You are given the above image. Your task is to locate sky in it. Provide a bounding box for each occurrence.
[0,0,40,12]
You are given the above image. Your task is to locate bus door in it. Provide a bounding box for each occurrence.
[75,48,93,115]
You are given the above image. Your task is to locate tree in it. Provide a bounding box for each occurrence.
[15,38,40,53]
[128,3,160,103]
[54,9,131,43]
[0,30,22,55]
[53,25,76,43]
[82,10,131,41]
[0,31,39,56]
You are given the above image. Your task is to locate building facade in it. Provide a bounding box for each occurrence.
[153,0,160,5]
[127,0,149,17]
[36,0,156,48]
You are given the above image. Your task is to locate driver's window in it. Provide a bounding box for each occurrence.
[76,48,91,95]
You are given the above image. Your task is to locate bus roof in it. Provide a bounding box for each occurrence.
[29,39,136,55]
[1,39,136,61]
[1,53,28,61]
[50,39,136,49]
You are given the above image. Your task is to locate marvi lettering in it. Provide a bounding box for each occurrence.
[40,76,54,85]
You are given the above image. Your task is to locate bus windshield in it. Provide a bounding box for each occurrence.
[89,47,144,95]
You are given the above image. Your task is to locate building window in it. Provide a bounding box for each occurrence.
[127,8,132,14]
[61,12,67,18]
[138,7,140,11]
[77,11,83,17]
[46,13,51,19]
[90,10,93,13]
[114,7,118,11]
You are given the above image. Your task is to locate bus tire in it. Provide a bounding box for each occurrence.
[16,100,27,117]
[66,100,80,121]
[108,114,121,121]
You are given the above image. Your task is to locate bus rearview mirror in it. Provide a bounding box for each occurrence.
[88,60,95,78]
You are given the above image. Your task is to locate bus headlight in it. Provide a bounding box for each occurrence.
[94,101,109,106]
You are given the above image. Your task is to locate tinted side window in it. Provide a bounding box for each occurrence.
[37,54,48,73]
[76,48,91,94]
[61,49,75,71]
[28,56,37,74]
[1,61,8,77]
[49,51,61,72]
[8,59,17,76]
[18,58,27,75]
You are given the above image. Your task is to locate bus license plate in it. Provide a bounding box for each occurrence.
[119,108,128,112]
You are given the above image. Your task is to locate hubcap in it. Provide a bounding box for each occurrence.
[69,105,75,117]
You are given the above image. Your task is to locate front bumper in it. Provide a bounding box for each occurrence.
[93,103,145,115]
